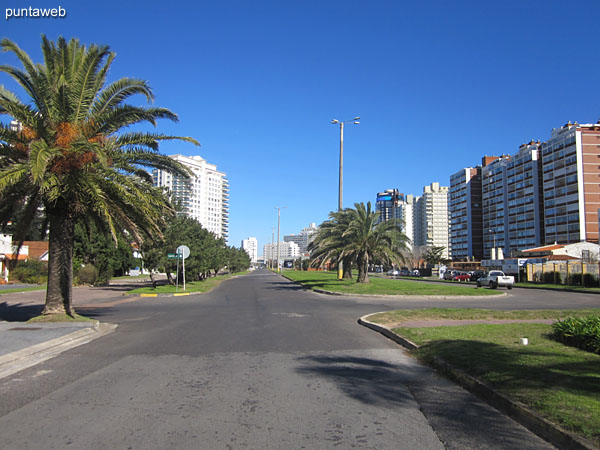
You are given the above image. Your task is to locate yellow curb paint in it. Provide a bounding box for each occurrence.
[140,294,158,297]
[173,293,191,296]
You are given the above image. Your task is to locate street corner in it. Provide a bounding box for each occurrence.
[0,321,117,380]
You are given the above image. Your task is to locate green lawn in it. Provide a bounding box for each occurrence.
[0,286,46,295]
[368,308,600,446]
[128,272,247,295]
[283,270,503,296]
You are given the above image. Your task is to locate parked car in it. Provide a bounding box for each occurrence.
[387,269,400,276]
[443,270,459,280]
[476,270,515,289]
[468,270,485,282]
[452,272,471,282]
[399,269,411,277]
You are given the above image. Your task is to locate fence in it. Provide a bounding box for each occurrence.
[526,261,600,286]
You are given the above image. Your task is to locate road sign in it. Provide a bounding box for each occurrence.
[167,253,178,259]
[176,245,190,259]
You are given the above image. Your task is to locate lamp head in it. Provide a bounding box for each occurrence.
[331,119,339,124]
[353,116,360,120]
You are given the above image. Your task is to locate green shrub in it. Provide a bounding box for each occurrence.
[567,273,582,286]
[552,316,600,354]
[76,264,98,285]
[9,260,48,285]
[583,273,598,287]
[542,271,561,284]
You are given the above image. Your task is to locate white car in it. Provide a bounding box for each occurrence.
[476,270,514,289]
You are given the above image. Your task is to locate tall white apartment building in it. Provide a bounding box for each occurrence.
[241,237,258,263]
[263,241,299,261]
[152,154,229,241]
[414,182,450,259]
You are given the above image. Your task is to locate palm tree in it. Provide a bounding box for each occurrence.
[342,202,408,283]
[308,208,354,279]
[0,36,198,316]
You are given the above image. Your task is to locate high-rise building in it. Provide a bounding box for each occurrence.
[414,182,450,259]
[541,122,600,244]
[375,190,417,247]
[241,237,258,263]
[449,166,483,261]
[284,223,318,255]
[152,154,229,241]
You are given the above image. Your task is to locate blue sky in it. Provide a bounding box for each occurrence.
[3,0,600,254]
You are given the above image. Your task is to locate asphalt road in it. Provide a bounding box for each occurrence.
[0,268,585,449]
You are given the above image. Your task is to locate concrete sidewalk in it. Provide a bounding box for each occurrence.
[0,280,150,379]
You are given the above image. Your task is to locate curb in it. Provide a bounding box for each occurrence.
[358,313,597,450]
[0,322,118,380]
[280,273,506,299]
[139,292,191,298]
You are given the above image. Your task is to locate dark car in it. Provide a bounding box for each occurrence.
[469,270,485,282]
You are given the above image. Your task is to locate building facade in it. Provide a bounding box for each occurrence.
[414,182,449,259]
[241,237,258,263]
[283,223,318,255]
[263,241,299,261]
[152,155,229,241]
[449,166,483,261]
[541,122,600,245]
[375,189,416,247]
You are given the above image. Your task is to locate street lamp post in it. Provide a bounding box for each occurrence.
[275,206,287,273]
[489,229,496,260]
[331,117,360,279]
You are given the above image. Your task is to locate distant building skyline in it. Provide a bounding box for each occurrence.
[152,154,229,242]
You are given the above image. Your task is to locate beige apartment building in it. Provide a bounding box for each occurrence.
[414,182,449,259]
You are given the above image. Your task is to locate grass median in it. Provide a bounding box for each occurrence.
[129,272,247,295]
[368,308,600,446]
[283,270,503,296]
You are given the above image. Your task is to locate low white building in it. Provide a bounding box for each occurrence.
[263,241,299,261]
[0,234,29,283]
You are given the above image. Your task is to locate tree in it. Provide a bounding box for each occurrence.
[425,246,446,266]
[308,208,355,279]
[0,36,198,316]
[342,202,409,283]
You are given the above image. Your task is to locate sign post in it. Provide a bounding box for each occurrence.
[176,245,190,291]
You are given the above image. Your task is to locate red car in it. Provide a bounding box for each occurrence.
[452,272,471,282]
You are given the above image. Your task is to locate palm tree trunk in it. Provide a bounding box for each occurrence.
[356,253,369,283]
[342,255,353,279]
[43,208,75,316]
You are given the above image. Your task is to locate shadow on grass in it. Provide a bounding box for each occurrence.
[417,339,600,399]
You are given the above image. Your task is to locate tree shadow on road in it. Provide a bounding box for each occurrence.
[0,302,43,321]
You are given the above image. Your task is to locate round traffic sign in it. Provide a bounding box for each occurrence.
[176,245,190,259]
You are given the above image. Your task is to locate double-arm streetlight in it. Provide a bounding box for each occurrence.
[331,117,359,279]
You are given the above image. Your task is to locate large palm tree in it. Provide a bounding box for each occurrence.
[342,202,408,283]
[0,36,198,316]
[308,208,354,279]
